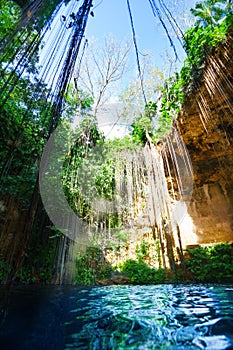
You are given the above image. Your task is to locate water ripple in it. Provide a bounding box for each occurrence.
[0,284,233,349]
[65,284,233,349]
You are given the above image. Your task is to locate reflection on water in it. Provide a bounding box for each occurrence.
[0,284,233,349]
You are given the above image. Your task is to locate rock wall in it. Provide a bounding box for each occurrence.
[70,28,233,274]
[175,28,233,244]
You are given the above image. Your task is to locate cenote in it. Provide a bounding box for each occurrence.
[1,284,233,349]
[1,1,233,350]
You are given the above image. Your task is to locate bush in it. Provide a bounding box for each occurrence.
[181,22,229,86]
[120,259,166,284]
[186,243,233,282]
[75,246,112,285]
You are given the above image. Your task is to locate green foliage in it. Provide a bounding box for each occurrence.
[0,3,40,71]
[16,266,37,283]
[35,0,71,30]
[131,115,152,145]
[120,259,166,284]
[182,22,230,85]
[182,0,233,87]
[49,225,64,239]
[105,136,138,152]
[131,101,156,145]
[62,119,142,227]
[153,2,233,141]
[0,0,20,41]
[136,239,149,261]
[154,73,184,140]
[0,76,53,205]
[109,215,123,230]
[75,246,112,285]
[63,85,94,120]
[95,159,116,200]
[145,101,157,119]
[62,115,106,221]
[115,230,128,243]
[0,0,85,285]
[0,259,11,281]
[186,243,233,282]
[190,0,233,28]
[16,239,57,283]
[107,229,128,251]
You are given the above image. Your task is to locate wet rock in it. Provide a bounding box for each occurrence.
[96,273,130,286]
[110,274,131,285]
[96,279,113,286]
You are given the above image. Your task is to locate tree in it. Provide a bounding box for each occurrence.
[11,0,71,30]
[62,113,106,222]
[119,54,163,120]
[0,0,95,286]
[0,0,21,39]
[74,35,132,116]
[131,101,157,145]
[190,0,233,28]
[63,83,94,122]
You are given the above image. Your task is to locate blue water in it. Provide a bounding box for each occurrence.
[0,284,233,349]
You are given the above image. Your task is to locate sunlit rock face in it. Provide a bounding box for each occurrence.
[175,27,233,244]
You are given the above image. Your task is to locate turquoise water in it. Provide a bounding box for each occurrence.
[0,284,233,349]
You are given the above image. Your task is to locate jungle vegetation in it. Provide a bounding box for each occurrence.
[0,0,232,285]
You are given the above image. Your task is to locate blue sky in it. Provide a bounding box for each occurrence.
[74,0,199,136]
[85,0,198,73]
[39,0,199,90]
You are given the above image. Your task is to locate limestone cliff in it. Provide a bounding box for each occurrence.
[75,28,233,273]
[175,27,233,244]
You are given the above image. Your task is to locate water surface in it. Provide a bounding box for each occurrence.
[0,284,233,349]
